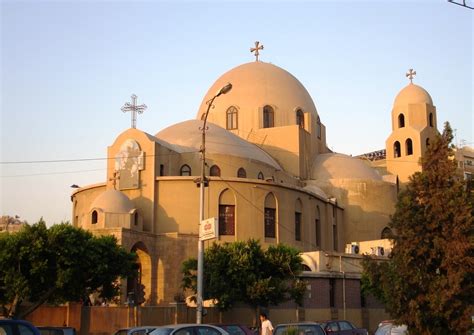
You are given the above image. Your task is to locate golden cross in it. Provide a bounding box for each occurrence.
[406,68,416,83]
[250,41,264,62]
[109,171,120,190]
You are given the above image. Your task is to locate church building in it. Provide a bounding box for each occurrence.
[71,44,441,323]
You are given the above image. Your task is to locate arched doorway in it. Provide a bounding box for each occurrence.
[127,241,152,305]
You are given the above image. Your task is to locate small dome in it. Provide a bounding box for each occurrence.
[303,184,328,199]
[90,189,134,213]
[155,120,282,170]
[196,61,318,128]
[394,83,433,107]
[312,153,382,181]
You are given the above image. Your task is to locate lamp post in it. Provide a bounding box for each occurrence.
[196,82,232,324]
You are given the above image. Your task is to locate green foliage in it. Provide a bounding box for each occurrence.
[362,122,474,334]
[181,239,306,311]
[0,220,136,318]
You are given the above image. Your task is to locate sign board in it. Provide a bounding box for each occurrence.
[200,217,218,241]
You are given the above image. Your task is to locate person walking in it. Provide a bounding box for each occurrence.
[260,312,274,335]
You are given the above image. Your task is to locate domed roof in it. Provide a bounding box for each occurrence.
[90,189,135,213]
[312,153,382,181]
[303,183,328,199]
[155,120,282,170]
[394,83,433,107]
[196,61,318,128]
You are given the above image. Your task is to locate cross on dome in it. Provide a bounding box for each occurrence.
[406,68,417,83]
[121,94,147,128]
[250,41,264,62]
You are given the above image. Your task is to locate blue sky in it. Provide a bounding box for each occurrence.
[1,0,472,225]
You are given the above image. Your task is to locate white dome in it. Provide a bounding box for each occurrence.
[196,61,318,129]
[90,189,135,213]
[312,153,382,181]
[155,120,282,170]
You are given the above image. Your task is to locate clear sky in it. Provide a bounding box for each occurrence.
[1,0,472,225]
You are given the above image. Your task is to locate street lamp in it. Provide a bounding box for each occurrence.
[196,82,232,324]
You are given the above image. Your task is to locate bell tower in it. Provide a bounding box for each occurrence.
[385,69,439,183]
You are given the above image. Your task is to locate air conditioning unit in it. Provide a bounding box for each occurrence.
[371,246,385,256]
[345,243,360,254]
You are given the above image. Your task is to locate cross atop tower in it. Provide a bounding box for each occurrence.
[250,41,264,62]
[121,94,147,129]
[406,68,417,83]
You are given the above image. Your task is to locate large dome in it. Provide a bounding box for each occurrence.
[394,83,433,107]
[312,153,382,181]
[196,61,318,129]
[155,120,282,170]
[90,189,135,213]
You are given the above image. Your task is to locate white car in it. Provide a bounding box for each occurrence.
[374,321,408,335]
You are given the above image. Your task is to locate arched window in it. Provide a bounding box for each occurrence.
[381,227,392,239]
[219,189,235,236]
[91,210,98,224]
[406,138,413,155]
[394,141,401,158]
[210,165,221,177]
[315,206,321,247]
[264,193,276,238]
[296,109,304,129]
[226,106,238,130]
[237,167,246,178]
[295,199,302,241]
[180,164,191,176]
[429,113,434,127]
[317,116,322,139]
[302,264,311,271]
[263,105,274,128]
[398,114,405,128]
[133,212,138,226]
[257,172,264,180]
[426,138,430,148]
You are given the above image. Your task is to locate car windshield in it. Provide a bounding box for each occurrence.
[150,328,173,335]
[275,325,324,335]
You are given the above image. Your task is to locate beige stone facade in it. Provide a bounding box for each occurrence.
[71,59,456,314]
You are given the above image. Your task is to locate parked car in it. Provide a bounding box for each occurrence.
[148,324,229,335]
[274,322,325,335]
[213,324,256,335]
[113,326,161,335]
[0,319,41,335]
[38,326,76,335]
[318,320,368,335]
[374,321,407,335]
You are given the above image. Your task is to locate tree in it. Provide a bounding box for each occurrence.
[0,220,136,318]
[362,122,474,334]
[181,239,306,317]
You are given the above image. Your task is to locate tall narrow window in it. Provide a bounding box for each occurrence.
[398,114,405,128]
[317,116,322,139]
[296,109,304,129]
[180,164,191,176]
[295,199,302,241]
[210,165,221,177]
[332,206,338,251]
[426,138,430,147]
[329,278,335,308]
[295,212,301,241]
[219,205,235,235]
[258,172,264,180]
[263,105,274,128]
[315,206,321,247]
[160,164,165,176]
[394,141,401,158]
[264,193,276,238]
[219,189,235,236]
[237,167,246,178]
[429,113,434,127]
[406,138,413,155]
[92,210,98,224]
[226,106,238,130]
